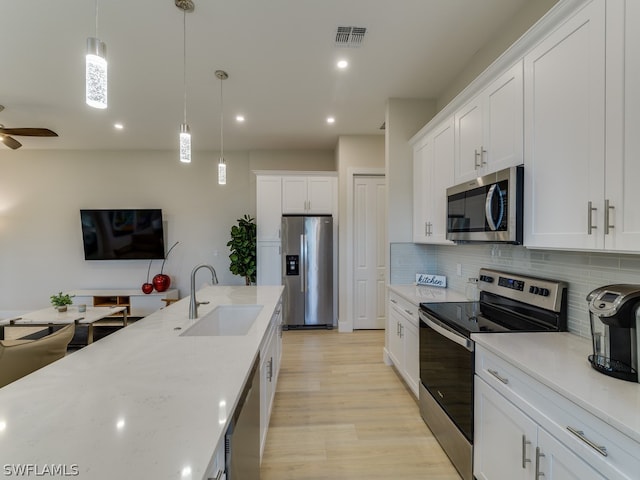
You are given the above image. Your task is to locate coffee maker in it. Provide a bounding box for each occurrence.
[587,285,640,382]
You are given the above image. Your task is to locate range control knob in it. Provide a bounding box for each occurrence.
[480,275,494,283]
[540,288,550,297]
[530,286,540,295]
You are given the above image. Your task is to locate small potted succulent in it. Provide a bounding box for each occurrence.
[50,292,74,312]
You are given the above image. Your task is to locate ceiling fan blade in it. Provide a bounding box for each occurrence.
[0,127,58,137]
[1,134,22,149]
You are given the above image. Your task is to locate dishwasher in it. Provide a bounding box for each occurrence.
[225,354,261,479]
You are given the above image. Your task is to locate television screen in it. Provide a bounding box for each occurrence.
[80,209,165,260]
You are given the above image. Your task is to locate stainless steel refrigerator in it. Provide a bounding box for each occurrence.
[281,215,334,329]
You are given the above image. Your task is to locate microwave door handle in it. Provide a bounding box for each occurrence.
[485,184,502,231]
[419,311,474,351]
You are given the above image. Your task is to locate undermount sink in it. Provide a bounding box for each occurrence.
[180,304,264,336]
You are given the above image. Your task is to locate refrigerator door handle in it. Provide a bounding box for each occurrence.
[300,234,306,293]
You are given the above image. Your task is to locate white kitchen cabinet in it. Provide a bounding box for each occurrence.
[413,118,454,244]
[474,344,637,480]
[259,301,282,459]
[454,60,523,183]
[282,175,335,214]
[475,377,605,480]
[603,0,640,251]
[256,175,282,242]
[256,242,281,286]
[386,291,419,397]
[523,1,607,250]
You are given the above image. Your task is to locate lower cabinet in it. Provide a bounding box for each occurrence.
[474,377,605,480]
[386,291,419,397]
[259,300,282,459]
[474,345,638,480]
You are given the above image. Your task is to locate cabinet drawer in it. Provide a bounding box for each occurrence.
[476,345,640,480]
[388,292,418,327]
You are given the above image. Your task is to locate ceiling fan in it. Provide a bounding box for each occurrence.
[0,105,58,150]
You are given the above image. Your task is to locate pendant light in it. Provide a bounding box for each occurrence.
[176,0,194,163]
[216,70,228,185]
[86,0,107,109]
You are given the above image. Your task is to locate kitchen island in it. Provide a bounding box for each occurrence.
[0,285,283,480]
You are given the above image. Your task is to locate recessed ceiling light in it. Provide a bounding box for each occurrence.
[236,115,245,123]
[337,60,348,69]
[114,123,124,130]
[326,117,335,124]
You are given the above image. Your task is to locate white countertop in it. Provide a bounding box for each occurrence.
[388,284,468,307]
[473,332,640,444]
[0,285,283,480]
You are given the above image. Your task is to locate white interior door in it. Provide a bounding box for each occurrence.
[353,175,386,329]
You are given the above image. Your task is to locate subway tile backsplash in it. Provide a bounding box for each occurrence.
[390,243,640,339]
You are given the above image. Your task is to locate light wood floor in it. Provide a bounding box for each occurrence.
[260,329,461,480]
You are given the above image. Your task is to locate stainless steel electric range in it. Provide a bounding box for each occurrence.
[418,268,567,480]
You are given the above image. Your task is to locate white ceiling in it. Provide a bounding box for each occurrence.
[1,0,530,152]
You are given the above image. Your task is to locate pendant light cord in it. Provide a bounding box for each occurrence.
[220,76,224,160]
[95,0,99,37]
[183,9,187,124]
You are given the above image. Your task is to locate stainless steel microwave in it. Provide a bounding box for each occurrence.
[446,165,523,244]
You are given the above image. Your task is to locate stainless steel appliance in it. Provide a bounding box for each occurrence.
[225,355,260,480]
[281,215,334,329]
[418,268,567,480]
[587,284,640,382]
[446,165,524,244]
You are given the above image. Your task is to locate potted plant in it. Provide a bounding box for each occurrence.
[50,292,74,312]
[227,215,257,285]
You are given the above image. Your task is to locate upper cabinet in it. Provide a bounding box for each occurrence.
[454,60,524,183]
[523,1,607,250]
[282,176,336,214]
[413,117,455,244]
[603,0,640,251]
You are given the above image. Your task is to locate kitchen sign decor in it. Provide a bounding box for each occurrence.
[416,274,447,288]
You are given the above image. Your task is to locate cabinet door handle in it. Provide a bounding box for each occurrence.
[400,323,404,338]
[481,146,487,166]
[604,199,614,235]
[487,368,509,384]
[566,426,608,457]
[535,447,545,478]
[474,149,482,168]
[522,435,531,468]
[587,201,597,234]
[390,298,398,304]
[396,321,401,336]
[404,309,413,316]
[425,221,428,236]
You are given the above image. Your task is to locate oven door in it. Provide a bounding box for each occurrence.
[419,311,474,442]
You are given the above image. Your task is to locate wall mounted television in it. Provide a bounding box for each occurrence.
[80,209,165,260]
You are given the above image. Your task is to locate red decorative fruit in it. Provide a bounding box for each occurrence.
[141,283,154,294]
[153,274,171,292]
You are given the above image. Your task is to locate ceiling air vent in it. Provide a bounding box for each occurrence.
[335,26,367,47]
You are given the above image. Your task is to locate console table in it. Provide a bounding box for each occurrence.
[68,289,179,318]
[0,306,127,344]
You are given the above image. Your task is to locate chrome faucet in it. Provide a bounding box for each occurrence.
[189,264,219,319]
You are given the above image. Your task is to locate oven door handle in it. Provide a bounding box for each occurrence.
[419,311,474,352]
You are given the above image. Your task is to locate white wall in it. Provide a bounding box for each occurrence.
[0,148,333,315]
[436,0,559,110]
[336,135,385,330]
